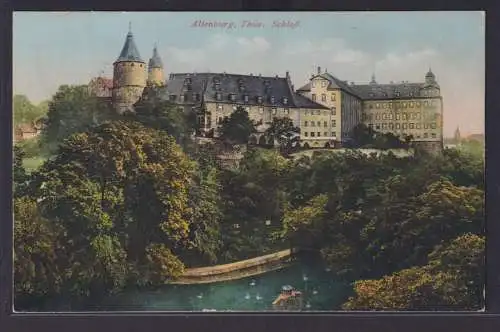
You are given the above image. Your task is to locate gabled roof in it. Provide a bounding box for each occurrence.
[149,46,163,69]
[296,72,360,97]
[351,82,427,100]
[115,31,144,63]
[154,72,326,109]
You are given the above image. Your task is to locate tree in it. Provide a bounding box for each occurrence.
[343,234,485,311]
[130,99,197,151]
[14,197,66,309]
[13,146,28,197]
[30,120,195,295]
[13,95,47,126]
[265,117,300,154]
[41,85,117,152]
[218,106,257,144]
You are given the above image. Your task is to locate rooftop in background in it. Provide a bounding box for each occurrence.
[152,72,329,109]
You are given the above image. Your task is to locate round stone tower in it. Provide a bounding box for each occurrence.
[147,44,164,86]
[112,24,146,113]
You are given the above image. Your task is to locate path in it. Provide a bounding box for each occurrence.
[169,249,292,285]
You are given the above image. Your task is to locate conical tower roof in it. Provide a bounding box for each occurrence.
[115,25,144,63]
[148,45,163,69]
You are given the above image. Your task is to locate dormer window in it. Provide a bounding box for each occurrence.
[229,93,236,101]
[169,94,177,102]
[244,95,249,102]
[395,91,400,97]
[283,97,288,105]
[270,96,275,104]
[239,85,245,92]
[257,96,263,103]
[216,92,222,101]
[180,94,185,102]
[185,78,192,85]
[192,93,198,101]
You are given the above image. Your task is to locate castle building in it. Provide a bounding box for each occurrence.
[90,28,444,151]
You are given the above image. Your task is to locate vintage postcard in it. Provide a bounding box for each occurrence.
[12,11,485,312]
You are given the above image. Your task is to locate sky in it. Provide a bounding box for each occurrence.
[13,11,485,137]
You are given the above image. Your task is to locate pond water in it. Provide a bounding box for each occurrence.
[89,259,353,312]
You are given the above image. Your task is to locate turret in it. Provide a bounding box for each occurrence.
[370,73,377,85]
[112,23,146,113]
[425,67,438,86]
[147,44,164,86]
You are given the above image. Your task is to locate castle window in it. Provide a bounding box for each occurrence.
[332,131,337,137]
[192,93,198,101]
[322,94,326,102]
[310,121,315,127]
[321,81,327,87]
[304,121,308,127]
[317,132,321,137]
[402,113,408,120]
[409,123,415,129]
[331,108,336,115]
[416,123,421,129]
[395,91,400,97]
[218,117,223,124]
[383,103,388,109]
[382,123,388,129]
[283,97,288,105]
[402,123,408,129]
[388,103,393,109]
[331,120,336,127]
[272,108,277,115]
[311,132,315,137]
[217,104,223,110]
[396,114,401,120]
[316,110,321,115]
[131,63,134,67]
[375,114,380,120]
[389,123,394,129]
[324,121,328,127]
[431,133,437,138]
[312,94,317,101]
[396,123,401,129]
[259,107,264,114]
[324,132,328,136]
[376,103,380,108]
[312,81,316,88]
[424,133,429,138]
[424,123,429,129]
[331,94,336,101]
[140,64,143,67]
[376,124,381,130]
[431,123,437,129]
[304,132,309,137]
[169,94,177,101]
[284,108,290,114]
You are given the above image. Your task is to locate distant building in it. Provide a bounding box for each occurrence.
[13,121,42,142]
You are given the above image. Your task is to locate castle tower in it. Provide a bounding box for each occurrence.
[425,67,438,86]
[147,44,164,86]
[112,24,146,113]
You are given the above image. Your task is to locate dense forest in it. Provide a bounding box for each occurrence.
[13,85,485,311]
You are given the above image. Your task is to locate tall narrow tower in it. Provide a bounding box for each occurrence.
[147,44,164,86]
[112,24,146,113]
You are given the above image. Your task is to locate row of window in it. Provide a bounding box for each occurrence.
[367,100,438,109]
[215,104,291,115]
[311,80,328,88]
[303,131,337,138]
[364,112,440,121]
[304,108,336,116]
[368,122,438,130]
[304,120,336,127]
[311,93,336,102]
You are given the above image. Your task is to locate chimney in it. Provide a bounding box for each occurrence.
[317,66,321,74]
[286,71,290,79]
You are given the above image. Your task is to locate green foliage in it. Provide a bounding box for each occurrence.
[343,234,484,311]
[264,117,300,154]
[14,197,65,306]
[349,123,410,149]
[28,120,195,297]
[218,106,257,144]
[13,95,47,126]
[41,85,117,152]
[218,148,290,262]
[130,99,197,151]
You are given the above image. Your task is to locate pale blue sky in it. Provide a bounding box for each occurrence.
[13,11,485,136]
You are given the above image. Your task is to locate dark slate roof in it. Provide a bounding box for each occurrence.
[350,82,427,100]
[296,71,438,101]
[149,46,163,69]
[293,93,329,109]
[115,31,144,63]
[156,72,326,109]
